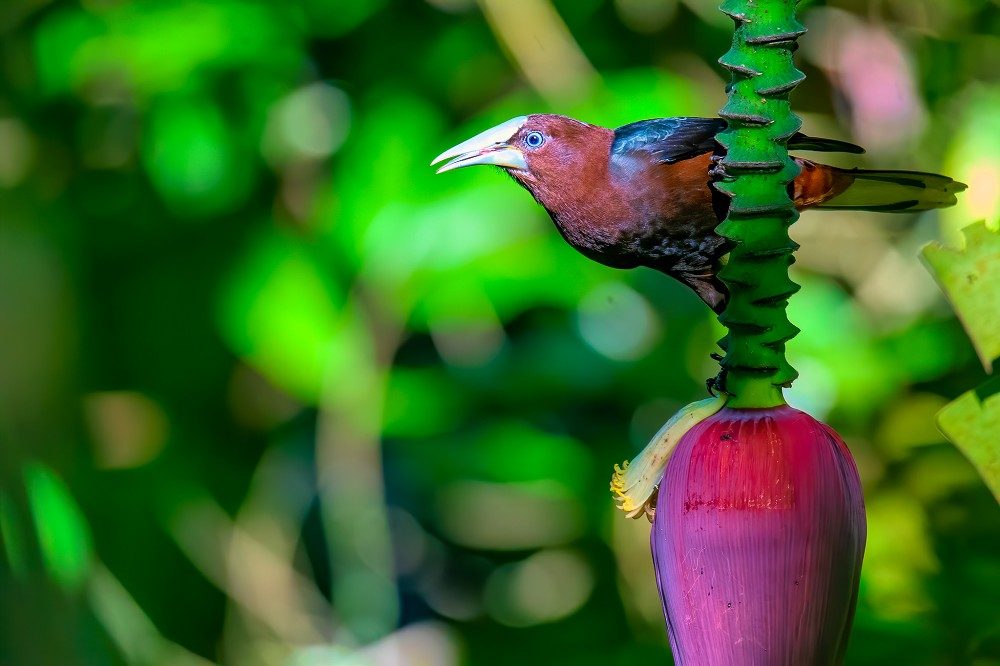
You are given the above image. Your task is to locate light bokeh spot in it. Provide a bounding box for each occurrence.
[576,281,661,361]
[485,549,594,626]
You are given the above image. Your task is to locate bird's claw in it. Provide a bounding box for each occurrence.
[706,367,727,397]
[709,154,731,180]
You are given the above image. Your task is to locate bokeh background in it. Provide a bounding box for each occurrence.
[2,0,999,664]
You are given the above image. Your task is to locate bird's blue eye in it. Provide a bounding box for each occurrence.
[525,131,545,148]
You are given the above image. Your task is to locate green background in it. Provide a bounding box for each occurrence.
[1,0,999,664]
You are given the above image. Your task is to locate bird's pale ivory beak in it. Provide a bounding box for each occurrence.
[431,116,529,174]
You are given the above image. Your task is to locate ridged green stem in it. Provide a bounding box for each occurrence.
[714,0,804,409]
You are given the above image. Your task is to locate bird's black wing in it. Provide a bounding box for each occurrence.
[612,117,865,163]
[611,117,725,164]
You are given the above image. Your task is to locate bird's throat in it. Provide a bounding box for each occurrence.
[527,176,641,269]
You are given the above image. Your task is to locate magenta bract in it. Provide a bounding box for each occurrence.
[651,405,866,665]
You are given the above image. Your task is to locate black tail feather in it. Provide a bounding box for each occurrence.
[789,133,865,155]
[817,168,967,213]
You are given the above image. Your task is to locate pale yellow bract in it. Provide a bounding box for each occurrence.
[611,395,726,521]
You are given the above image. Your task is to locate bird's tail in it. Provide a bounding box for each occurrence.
[814,167,967,213]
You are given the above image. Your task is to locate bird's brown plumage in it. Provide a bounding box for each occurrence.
[433,114,965,311]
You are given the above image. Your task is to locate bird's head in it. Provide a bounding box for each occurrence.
[431,114,610,203]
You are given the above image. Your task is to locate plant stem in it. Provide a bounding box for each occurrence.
[714,0,804,409]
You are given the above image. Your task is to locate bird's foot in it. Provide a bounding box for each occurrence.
[708,154,730,180]
[706,366,727,397]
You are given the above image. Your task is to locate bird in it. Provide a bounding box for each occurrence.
[431,114,966,312]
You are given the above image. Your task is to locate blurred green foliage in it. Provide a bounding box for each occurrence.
[1,0,998,664]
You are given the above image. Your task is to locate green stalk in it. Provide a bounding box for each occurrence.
[714,0,804,409]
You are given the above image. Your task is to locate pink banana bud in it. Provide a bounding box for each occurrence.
[651,405,866,665]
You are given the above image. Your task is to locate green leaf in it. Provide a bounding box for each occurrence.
[924,221,1000,502]
[936,390,1000,503]
[922,221,1000,371]
[24,463,92,589]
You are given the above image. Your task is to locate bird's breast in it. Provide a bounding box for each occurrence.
[543,188,645,268]
[545,155,725,272]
